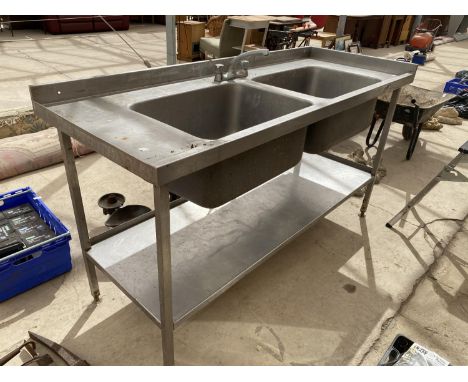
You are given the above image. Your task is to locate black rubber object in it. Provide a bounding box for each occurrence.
[105,205,151,227]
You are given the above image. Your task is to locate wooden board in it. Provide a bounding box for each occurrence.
[399,16,414,44]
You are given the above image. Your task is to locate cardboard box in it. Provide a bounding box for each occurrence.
[177,21,205,61]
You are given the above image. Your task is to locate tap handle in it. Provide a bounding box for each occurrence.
[213,63,225,82]
[240,60,249,70]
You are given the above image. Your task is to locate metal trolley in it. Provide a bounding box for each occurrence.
[366,85,454,160]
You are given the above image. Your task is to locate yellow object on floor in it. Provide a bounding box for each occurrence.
[422,117,443,130]
[437,115,464,125]
[434,107,459,118]
[434,107,463,125]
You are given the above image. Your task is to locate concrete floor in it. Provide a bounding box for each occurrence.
[0,25,467,365]
[0,24,168,113]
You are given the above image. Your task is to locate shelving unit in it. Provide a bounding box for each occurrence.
[87,154,372,327]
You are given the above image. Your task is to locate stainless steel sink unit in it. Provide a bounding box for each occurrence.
[30,46,417,365]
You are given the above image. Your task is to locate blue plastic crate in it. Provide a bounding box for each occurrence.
[0,187,72,301]
[444,78,468,95]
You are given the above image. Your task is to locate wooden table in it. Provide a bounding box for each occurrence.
[311,31,337,47]
[228,16,277,52]
[268,16,303,30]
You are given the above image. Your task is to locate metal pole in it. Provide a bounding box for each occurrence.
[58,132,100,301]
[261,24,270,47]
[360,88,401,217]
[386,152,465,228]
[447,15,464,37]
[165,15,177,65]
[410,16,423,39]
[154,185,175,365]
[336,16,347,37]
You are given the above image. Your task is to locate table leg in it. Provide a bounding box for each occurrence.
[57,132,100,301]
[262,26,269,47]
[154,185,175,366]
[360,88,401,217]
[241,30,248,53]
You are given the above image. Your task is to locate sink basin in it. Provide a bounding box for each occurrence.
[254,66,380,154]
[304,99,377,153]
[131,82,310,139]
[253,66,380,98]
[132,83,311,208]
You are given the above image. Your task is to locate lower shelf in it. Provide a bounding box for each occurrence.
[87,154,371,327]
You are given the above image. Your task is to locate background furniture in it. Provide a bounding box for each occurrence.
[268,16,303,31]
[228,15,275,52]
[265,17,311,51]
[205,15,227,37]
[376,16,393,48]
[177,21,205,61]
[324,15,415,48]
[324,15,382,44]
[44,16,129,34]
[311,31,337,48]
[199,18,245,58]
[387,16,406,46]
[1,15,44,36]
[310,16,328,29]
[397,16,414,45]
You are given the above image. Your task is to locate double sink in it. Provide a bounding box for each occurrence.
[131,63,381,207]
[31,47,415,209]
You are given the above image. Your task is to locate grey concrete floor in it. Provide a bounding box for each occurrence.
[0,26,467,365]
[0,24,168,113]
[361,220,468,366]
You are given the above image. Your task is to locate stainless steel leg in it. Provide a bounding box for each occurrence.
[360,88,401,217]
[58,132,100,301]
[293,157,302,176]
[154,185,175,366]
